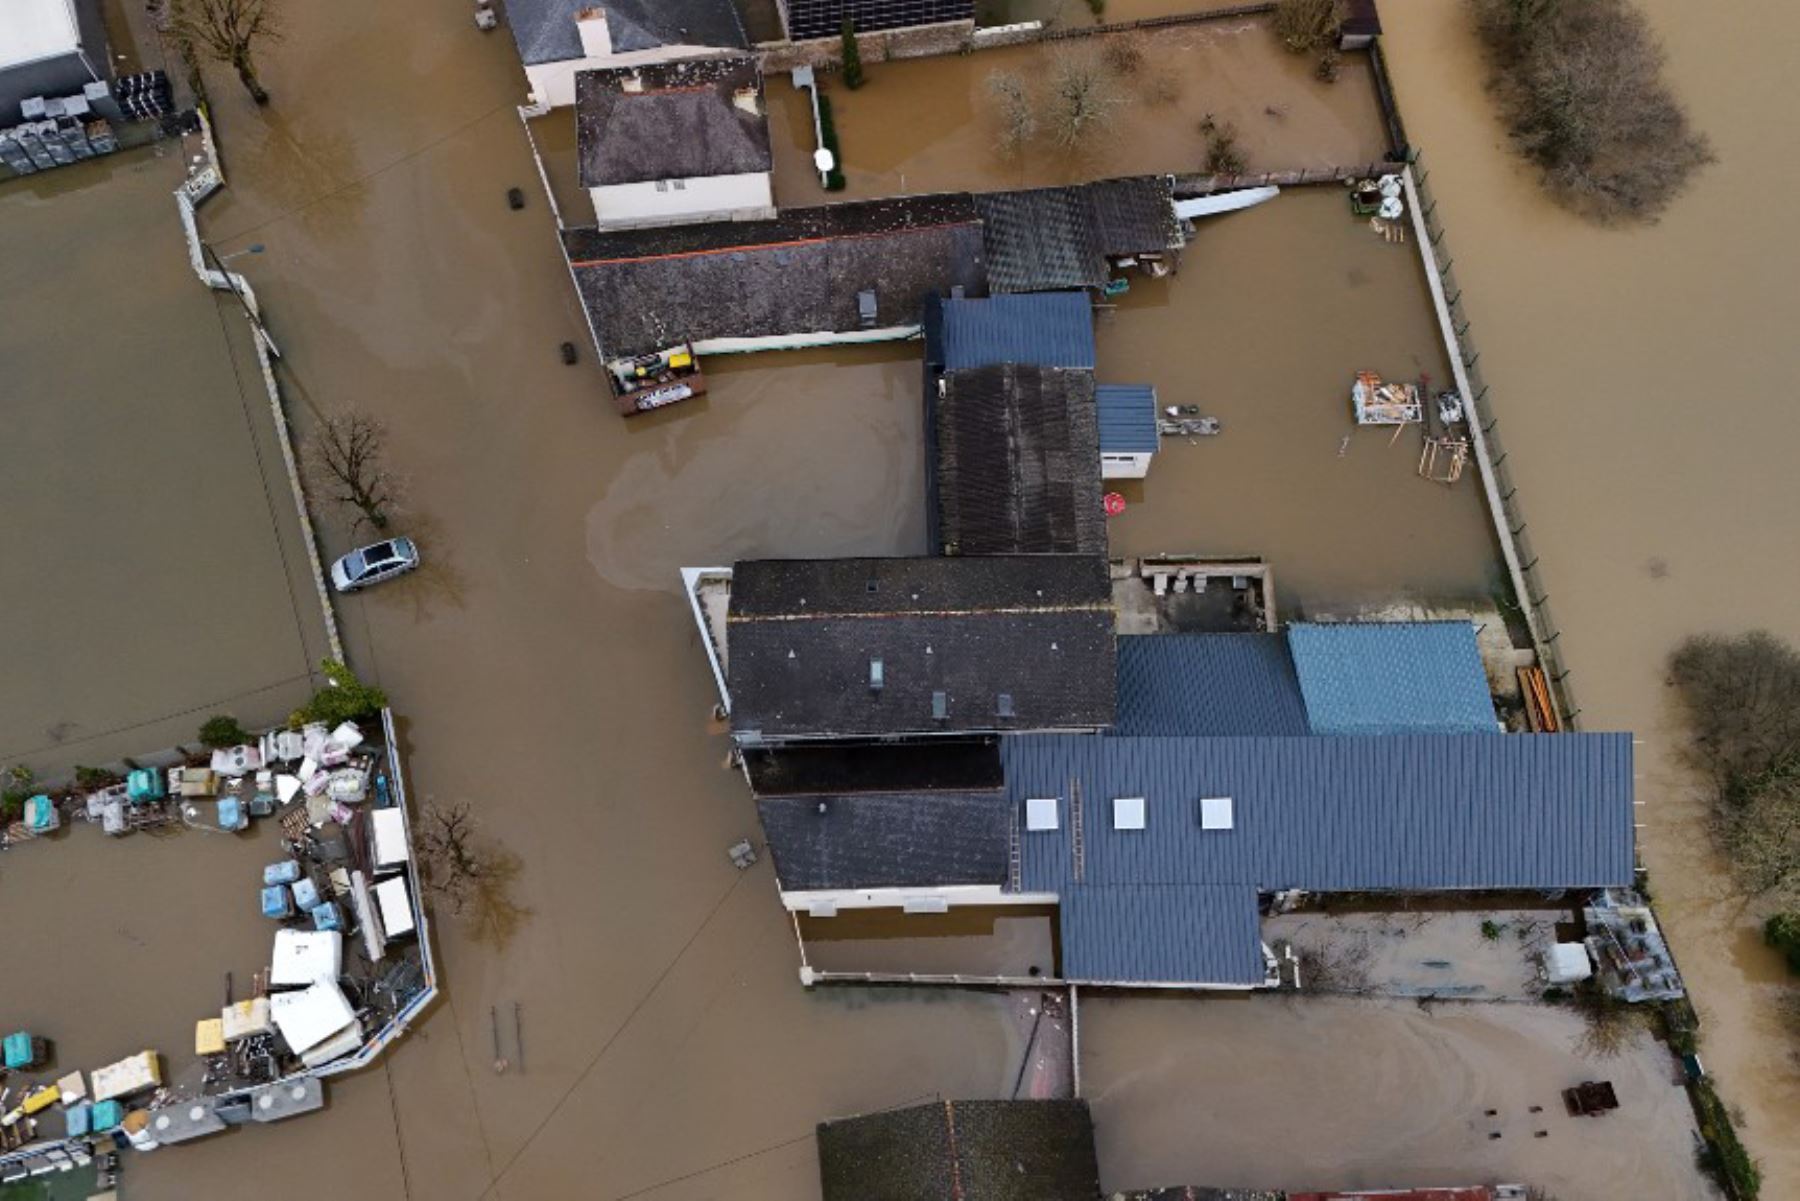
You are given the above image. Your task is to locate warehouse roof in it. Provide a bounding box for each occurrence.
[817,1100,1101,1201]
[974,177,1183,293]
[926,291,1096,371]
[1006,733,1635,984]
[565,194,986,357]
[935,364,1105,556]
[1287,621,1499,735]
[508,0,747,67]
[575,56,770,187]
[757,790,1010,891]
[1113,634,1310,737]
[1096,383,1160,455]
[727,556,1116,742]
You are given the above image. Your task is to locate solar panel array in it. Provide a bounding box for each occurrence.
[786,0,974,42]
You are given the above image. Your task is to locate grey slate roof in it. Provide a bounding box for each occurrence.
[974,178,1183,293]
[929,291,1096,371]
[727,556,1117,742]
[817,1100,1101,1201]
[507,0,747,67]
[787,0,976,42]
[1096,383,1160,455]
[1006,733,1636,984]
[575,56,770,187]
[1287,621,1500,735]
[1113,635,1310,737]
[935,364,1105,556]
[757,791,1009,890]
[564,194,986,357]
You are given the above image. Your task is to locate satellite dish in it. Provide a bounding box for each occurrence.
[813,147,835,172]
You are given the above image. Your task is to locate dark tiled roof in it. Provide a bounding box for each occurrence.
[576,56,770,187]
[975,178,1182,293]
[757,791,1009,890]
[936,364,1105,556]
[817,1100,1101,1201]
[1096,384,1160,454]
[1114,635,1310,737]
[786,0,975,42]
[1287,621,1499,735]
[508,0,747,67]
[564,194,986,357]
[745,741,1003,795]
[928,292,1096,372]
[1008,733,1636,984]
[727,556,1116,741]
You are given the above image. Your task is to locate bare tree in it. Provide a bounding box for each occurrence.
[306,409,402,533]
[164,0,281,106]
[414,801,532,951]
[986,70,1037,156]
[1570,983,1645,1059]
[1044,46,1127,150]
[1274,0,1345,53]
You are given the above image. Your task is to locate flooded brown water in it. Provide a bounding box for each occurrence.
[1381,4,1800,1193]
[768,16,1388,205]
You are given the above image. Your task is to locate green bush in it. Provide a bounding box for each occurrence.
[1692,1078,1760,1199]
[73,765,119,792]
[839,17,865,90]
[1764,913,1800,975]
[290,659,388,729]
[198,714,251,749]
[817,94,847,192]
[2,764,36,820]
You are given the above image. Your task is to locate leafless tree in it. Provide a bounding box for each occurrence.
[414,801,532,951]
[986,70,1037,156]
[1274,0,1345,53]
[164,0,281,106]
[306,409,402,533]
[1570,984,1644,1059]
[1470,0,1713,223]
[1296,938,1372,994]
[1044,46,1128,150]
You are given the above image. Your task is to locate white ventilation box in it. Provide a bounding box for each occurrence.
[903,897,950,914]
[1200,796,1234,830]
[1113,796,1146,831]
[1025,797,1059,832]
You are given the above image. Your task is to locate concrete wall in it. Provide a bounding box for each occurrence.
[759,19,976,73]
[589,171,775,229]
[525,44,739,108]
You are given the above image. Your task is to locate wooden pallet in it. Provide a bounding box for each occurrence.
[1518,665,1561,733]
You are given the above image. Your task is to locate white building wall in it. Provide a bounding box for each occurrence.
[525,45,737,109]
[1101,451,1152,480]
[588,172,775,230]
[782,885,1059,914]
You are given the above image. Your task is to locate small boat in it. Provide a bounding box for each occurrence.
[608,343,708,417]
[1158,417,1222,437]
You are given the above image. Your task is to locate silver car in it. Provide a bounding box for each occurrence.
[330,537,420,593]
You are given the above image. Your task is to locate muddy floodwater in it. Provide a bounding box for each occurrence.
[1382,4,1800,1193]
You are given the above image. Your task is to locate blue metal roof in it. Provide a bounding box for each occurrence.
[1007,733,1635,985]
[1114,635,1310,737]
[938,292,1096,371]
[1061,884,1265,985]
[1287,621,1499,736]
[1095,384,1159,454]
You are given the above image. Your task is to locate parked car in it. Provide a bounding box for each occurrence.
[330,538,419,593]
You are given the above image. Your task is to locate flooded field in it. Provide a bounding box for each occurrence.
[1382,3,1800,1192]
[1081,993,1713,1198]
[1099,187,1498,611]
[0,149,331,780]
[768,16,1389,205]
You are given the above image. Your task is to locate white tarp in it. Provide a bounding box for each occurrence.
[1544,942,1594,985]
[270,980,356,1054]
[91,1051,161,1102]
[220,996,273,1042]
[375,875,415,937]
[0,0,80,69]
[1173,186,1280,221]
[269,928,343,987]
[371,807,410,867]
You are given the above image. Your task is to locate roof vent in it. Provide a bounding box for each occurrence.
[1025,797,1059,832]
[1200,796,1234,830]
[932,691,948,720]
[997,693,1015,719]
[857,289,878,329]
[951,285,966,299]
[732,85,761,115]
[1113,796,1146,831]
[870,658,884,692]
[620,73,645,94]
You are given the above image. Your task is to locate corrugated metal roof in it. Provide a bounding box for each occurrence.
[937,292,1096,371]
[1008,733,1635,984]
[1288,621,1500,735]
[1096,384,1159,454]
[1061,884,1265,984]
[1114,635,1310,737]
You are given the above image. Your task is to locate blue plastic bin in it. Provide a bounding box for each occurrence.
[90,1100,124,1132]
[263,859,302,886]
[311,902,343,932]
[65,1102,91,1137]
[292,878,320,910]
[261,885,294,919]
[126,768,165,804]
[218,796,246,831]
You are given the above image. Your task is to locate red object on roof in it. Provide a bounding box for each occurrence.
[1103,492,1127,516]
[1290,1190,1493,1201]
